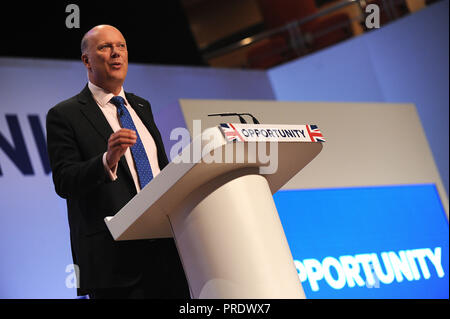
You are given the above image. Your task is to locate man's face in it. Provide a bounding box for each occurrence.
[82,26,128,90]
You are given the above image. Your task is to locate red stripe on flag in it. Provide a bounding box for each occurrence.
[306,125,323,142]
[228,123,245,141]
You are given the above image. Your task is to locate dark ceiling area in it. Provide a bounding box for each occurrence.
[0,0,441,69]
[0,1,204,66]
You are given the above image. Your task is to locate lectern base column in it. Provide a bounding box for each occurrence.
[168,172,305,299]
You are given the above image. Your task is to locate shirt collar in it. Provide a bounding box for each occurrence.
[88,81,128,108]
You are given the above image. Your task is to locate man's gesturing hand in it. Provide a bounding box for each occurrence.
[106,128,137,169]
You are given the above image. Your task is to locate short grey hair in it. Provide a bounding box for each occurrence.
[80,32,89,54]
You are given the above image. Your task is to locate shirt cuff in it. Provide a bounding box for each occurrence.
[103,152,118,181]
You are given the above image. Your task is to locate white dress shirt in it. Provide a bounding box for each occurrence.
[88,81,161,192]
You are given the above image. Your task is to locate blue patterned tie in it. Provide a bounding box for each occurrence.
[110,96,153,189]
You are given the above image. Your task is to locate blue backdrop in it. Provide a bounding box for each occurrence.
[275,184,449,298]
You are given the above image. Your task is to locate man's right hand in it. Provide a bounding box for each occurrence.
[106,128,137,169]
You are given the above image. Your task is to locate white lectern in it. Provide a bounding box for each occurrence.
[105,124,324,299]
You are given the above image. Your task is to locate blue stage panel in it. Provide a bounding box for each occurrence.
[274,184,449,298]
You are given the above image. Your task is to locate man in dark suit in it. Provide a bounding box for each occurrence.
[46,25,190,299]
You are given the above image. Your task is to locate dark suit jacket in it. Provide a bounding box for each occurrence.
[46,85,189,296]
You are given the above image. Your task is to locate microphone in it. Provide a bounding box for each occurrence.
[208,112,260,124]
[241,113,260,124]
[208,112,247,124]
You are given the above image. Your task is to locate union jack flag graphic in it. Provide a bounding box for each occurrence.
[306,125,325,142]
[219,123,245,142]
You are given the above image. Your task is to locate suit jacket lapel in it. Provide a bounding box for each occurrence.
[125,93,170,188]
[78,85,113,142]
[125,92,155,135]
[125,92,169,169]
